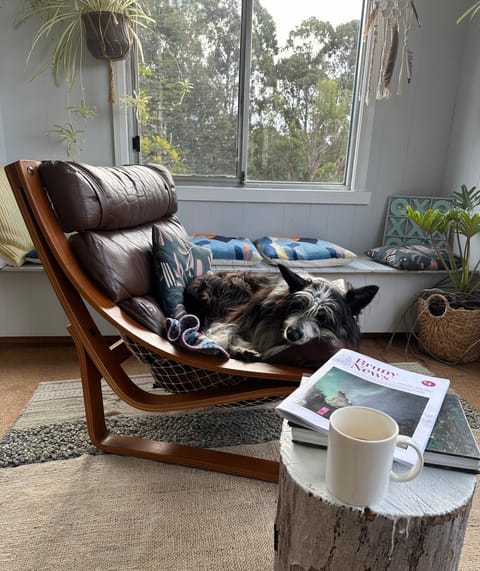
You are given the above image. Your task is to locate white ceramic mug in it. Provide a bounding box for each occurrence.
[325,406,424,507]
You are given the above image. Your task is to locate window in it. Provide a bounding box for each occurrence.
[133,0,365,188]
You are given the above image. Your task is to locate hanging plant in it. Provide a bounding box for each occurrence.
[45,100,97,159]
[15,1,155,103]
[458,1,480,22]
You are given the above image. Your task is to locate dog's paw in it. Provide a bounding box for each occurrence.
[231,348,262,362]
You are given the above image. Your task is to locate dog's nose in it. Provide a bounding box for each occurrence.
[285,327,303,343]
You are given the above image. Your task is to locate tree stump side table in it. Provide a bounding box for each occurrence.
[274,423,477,571]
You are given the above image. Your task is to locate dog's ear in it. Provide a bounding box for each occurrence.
[345,285,379,315]
[278,264,311,292]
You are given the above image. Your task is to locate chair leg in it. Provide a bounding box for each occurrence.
[72,329,280,483]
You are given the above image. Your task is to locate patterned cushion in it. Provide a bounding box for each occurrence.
[191,234,262,265]
[0,166,35,266]
[253,236,356,267]
[152,224,212,318]
[365,244,460,271]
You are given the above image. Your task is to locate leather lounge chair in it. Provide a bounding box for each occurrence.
[5,160,314,482]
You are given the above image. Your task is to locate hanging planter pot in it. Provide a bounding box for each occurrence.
[17,3,155,105]
[82,11,132,61]
[82,11,133,104]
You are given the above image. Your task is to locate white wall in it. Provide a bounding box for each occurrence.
[441,4,480,264]
[0,2,115,165]
[0,103,6,165]
[442,16,480,191]
[0,0,471,254]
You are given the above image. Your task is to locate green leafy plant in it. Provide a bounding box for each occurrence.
[121,89,149,121]
[405,185,480,300]
[458,1,480,23]
[67,100,97,119]
[16,1,154,96]
[46,99,96,159]
[47,122,84,160]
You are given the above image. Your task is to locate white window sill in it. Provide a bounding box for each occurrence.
[176,186,371,205]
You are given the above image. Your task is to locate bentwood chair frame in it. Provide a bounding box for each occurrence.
[6,160,305,482]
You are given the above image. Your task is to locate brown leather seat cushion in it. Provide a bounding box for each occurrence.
[38,161,180,335]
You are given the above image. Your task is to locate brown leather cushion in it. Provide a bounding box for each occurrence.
[262,340,340,370]
[69,215,194,307]
[119,296,165,335]
[37,161,182,334]
[39,161,177,233]
[69,222,155,303]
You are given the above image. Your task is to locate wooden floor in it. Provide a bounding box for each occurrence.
[0,335,479,438]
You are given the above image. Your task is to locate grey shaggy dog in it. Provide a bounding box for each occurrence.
[184,264,378,362]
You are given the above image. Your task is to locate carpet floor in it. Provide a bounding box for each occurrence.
[0,368,479,570]
[0,446,280,571]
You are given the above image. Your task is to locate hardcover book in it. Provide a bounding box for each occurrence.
[289,392,480,473]
[275,348,450,467]
[423,392,480,472]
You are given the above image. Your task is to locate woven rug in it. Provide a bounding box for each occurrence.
[0,375,283,468]
[0,366,479,570]
[1,367,479,468]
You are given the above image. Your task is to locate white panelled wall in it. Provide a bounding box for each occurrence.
[1,0,478,337]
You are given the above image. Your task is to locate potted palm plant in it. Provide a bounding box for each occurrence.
[16,0,155,102]
[405,185,480,363]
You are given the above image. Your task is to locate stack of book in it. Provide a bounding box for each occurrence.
[275,349,480,473]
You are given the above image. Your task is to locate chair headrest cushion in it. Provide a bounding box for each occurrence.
[39,161,177,232]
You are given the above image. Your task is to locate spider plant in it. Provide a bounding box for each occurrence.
[458,1,480,22]
[47,121,84,159]
[46,99,96,159]
[16,1,155,90]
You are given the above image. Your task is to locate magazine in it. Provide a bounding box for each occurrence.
[275,348,450,466]
[289,393,480,473]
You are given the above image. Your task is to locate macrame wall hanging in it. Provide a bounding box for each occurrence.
[362,0,421,104]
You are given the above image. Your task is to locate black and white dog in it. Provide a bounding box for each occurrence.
[184,264,378,362]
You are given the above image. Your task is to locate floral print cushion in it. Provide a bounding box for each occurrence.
[365,244,460,271]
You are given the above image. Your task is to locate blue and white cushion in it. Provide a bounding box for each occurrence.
[254,236,356,267]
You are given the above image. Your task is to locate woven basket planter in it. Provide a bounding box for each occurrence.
[417,292,480,363]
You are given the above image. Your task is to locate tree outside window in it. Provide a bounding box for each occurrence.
[134,0,363,186]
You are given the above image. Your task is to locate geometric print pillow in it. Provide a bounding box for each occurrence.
[191,234,262,265]
[152,222,211,318]
[254,236,356,267]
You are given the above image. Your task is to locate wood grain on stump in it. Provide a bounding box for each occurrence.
[274,425,476,571]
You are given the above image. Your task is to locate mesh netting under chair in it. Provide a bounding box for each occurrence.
[122,336,282,407]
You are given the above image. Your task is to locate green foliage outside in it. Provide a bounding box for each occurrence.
[137,0,360,184]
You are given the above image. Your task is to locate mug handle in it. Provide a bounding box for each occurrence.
[390,435,424,482]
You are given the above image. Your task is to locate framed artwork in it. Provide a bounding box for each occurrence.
[382,196,451,247]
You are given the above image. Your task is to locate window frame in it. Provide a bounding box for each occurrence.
[114,0,373,205]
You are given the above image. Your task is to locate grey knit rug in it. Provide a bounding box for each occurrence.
[1,365,479,468]
[0,375,282,468]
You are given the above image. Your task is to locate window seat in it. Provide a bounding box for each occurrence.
[210,255,448,275]
[0,256,447,337]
